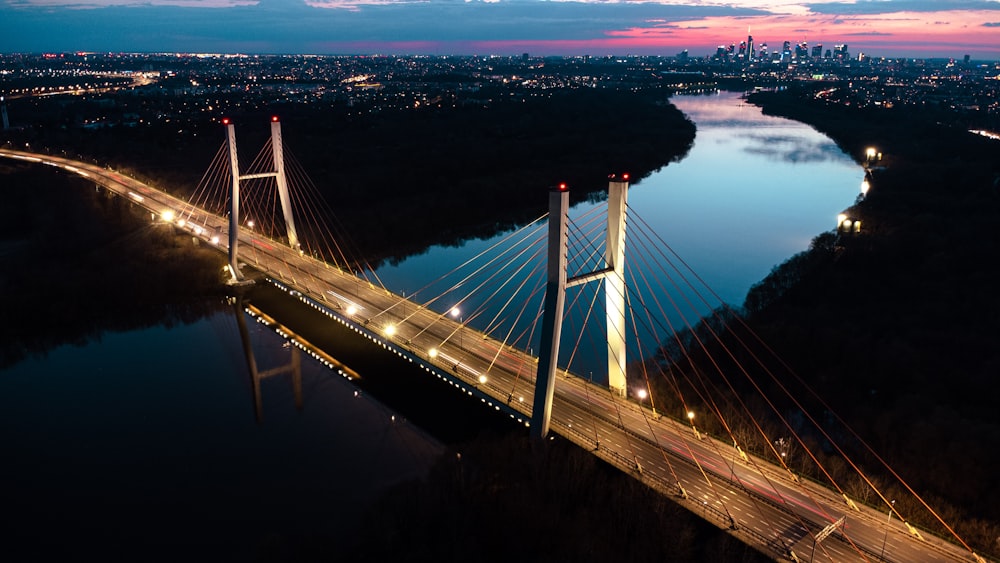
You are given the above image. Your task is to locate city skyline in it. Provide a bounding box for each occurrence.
[1,0,999,59]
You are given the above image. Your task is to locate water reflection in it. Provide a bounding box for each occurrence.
[0,299,444,560]
[372,92,861,380]
[232,295,302,422]
[376,91,860,309]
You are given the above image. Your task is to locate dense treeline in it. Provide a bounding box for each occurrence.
[334,433,769,563]
[6,87,695,267]
[638,86,1000,557]
[0,164,227,368]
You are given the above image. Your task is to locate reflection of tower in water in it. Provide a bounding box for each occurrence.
[232,296,302,422]
[1,96,9,130]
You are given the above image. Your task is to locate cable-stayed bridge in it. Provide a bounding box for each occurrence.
[0,120,989,563]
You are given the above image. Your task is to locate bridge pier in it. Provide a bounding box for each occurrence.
[531,184,569,440]
[223,117,302,283]
[224,119,242,282]
[532,176,631,438]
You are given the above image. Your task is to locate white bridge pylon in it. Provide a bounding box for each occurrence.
[532,176,630,439]
[223,116,301,282]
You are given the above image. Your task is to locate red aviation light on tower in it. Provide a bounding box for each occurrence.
[557,182,568,191]
[222,117,231,126]
[622,173,630,181]
[271,115,279,122]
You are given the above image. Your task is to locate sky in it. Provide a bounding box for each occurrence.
[1,0,998,59]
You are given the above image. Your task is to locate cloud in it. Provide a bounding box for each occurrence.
[0,0,997,57]
[984,21,1000,26]
[805,0,1000,16]
[5,0,257,7]
[741,134,845,164]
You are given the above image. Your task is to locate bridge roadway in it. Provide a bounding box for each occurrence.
[1,148,981,563]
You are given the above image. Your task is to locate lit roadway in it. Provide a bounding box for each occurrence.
[1,149,984,563]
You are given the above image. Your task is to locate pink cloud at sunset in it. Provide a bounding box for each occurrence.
[1,0,997,57]
[601,10,1000,56]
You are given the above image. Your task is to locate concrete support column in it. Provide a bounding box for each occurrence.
[270,118,300,252]
[531,184,569,439]
[225,120,242,282]
[606,179,629,397]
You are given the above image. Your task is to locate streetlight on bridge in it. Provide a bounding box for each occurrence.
[450,307,463,347]
[880,499,896,562]
[687,410,701,440]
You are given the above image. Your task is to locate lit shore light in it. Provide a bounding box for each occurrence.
[861,180,871,195]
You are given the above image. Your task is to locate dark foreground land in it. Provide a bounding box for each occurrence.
[738,88,1000,556]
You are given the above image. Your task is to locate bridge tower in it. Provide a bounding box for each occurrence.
[532,176,630,439]
[222,117,301,283]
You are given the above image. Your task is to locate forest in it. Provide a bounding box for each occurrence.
[5,87,696,268]
[0,163,227,368]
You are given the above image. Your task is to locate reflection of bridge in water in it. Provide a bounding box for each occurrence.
[0,122,988,563]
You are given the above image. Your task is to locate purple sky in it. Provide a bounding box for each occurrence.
[2,0,999,58]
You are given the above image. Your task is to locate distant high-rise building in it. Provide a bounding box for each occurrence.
[964,54,971,65]
[812,44,823,58]
[747,34,755,64]
[522,53,529,63]
[781,41,792,63]
[834,44,849,60]
[795,41,808,59]
[759,42,768,60]
[677,49,689,60]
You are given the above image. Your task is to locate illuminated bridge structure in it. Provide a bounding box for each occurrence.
[0,121,989,563]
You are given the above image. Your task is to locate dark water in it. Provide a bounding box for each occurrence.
[0,305,442,560]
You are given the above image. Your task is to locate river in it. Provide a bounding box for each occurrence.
[377,91,861,306]
[373,91,862,376]
[0,90,862,559]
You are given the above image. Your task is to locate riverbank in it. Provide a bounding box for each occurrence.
[6,87,696,268]
[743,87,1000,554]
[0,162,228,368]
